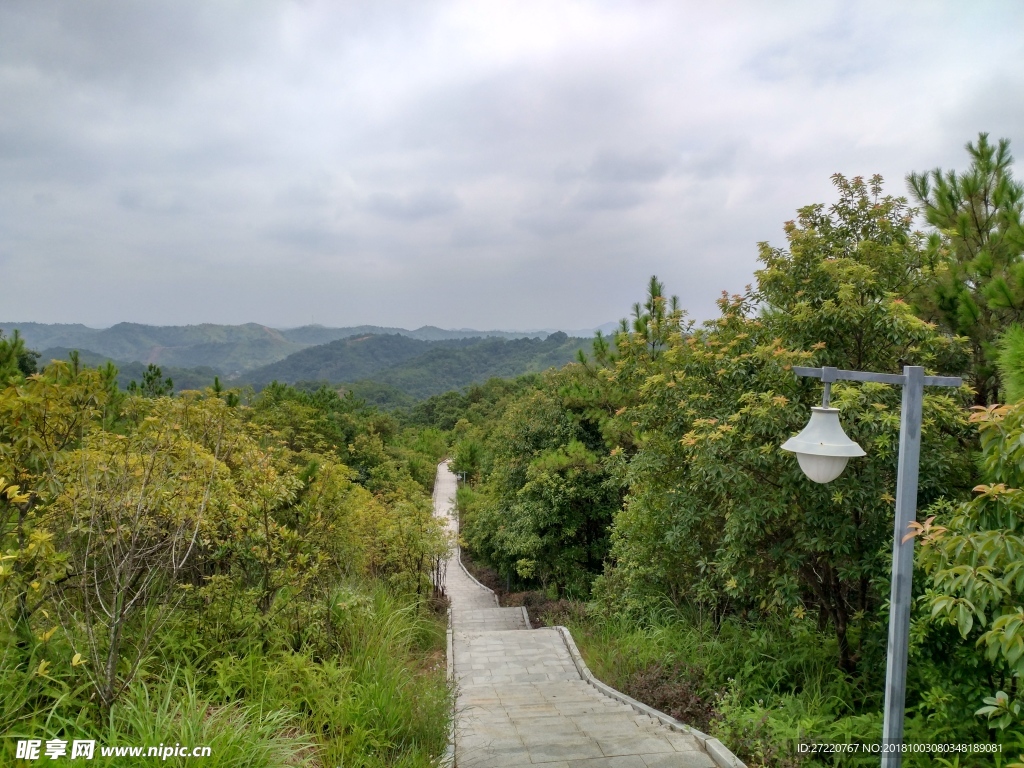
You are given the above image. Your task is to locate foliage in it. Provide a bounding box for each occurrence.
[48,395,231,706]
[36,348,223,393]
[407,375,539,431]
[0,583,448,767]
[245,332,591,400]
[0,360,115,644]
[908,133,1024,404]
[0,329,40,381]
[600,175,971,675]
[126,363,174,397]
[0,361,451,765]
[456,370,622,597]
[998,326,1024,403]
[918,400,1024,737]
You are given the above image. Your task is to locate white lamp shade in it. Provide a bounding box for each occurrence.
[795,453,850,483]
[782,407,865,484]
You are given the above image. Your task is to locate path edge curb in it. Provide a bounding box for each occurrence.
[454,550,499,607]
[441,608,455,768]
[551,625,747,768]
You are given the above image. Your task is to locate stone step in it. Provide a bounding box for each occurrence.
[433,461,735,768]
[453,606,529,631]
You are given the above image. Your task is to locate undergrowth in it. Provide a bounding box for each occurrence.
[537,601,1020,768]
[0,583,450,768]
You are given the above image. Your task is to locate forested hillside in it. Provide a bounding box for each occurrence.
[0,336,453,766]
[244,334,478,387]
[243,331,592,399]
[439,137,1024,766]
[3,321,571,376]
[5,322,305,373]
[37,348,220,392]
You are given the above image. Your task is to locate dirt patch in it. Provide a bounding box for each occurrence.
[618,661,719,734]
[457,553,573,625]
[457,552,504,593]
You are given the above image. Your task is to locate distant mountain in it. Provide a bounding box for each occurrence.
[5,322,303,374]
[278,325,410,345]
[243,334,479,388]
[243,331,592,400]
[401,326,548,341]
[279,324,549,343]
[512,322,620,338]
[2,321,594,376]
[363,332,591,400]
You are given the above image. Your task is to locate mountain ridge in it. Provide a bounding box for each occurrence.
[2,321,609,374]
[240,331,591,401]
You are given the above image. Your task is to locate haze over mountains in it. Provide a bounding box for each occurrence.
[1,321,606,403]
[2,321,612,373]
[245,332,592,402]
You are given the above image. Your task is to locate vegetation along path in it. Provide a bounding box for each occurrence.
[434,461,743,768]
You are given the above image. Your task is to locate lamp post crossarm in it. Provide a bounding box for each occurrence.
[791,366,961,389]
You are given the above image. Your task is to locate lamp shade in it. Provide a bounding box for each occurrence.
[781,407,865,483]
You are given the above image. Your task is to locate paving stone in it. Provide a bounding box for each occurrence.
[433,462,724,768]
[641,752,718,768]
[567,757,649,768]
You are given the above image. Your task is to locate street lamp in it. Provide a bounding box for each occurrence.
[781,402,865,483]
[782,365,961,768]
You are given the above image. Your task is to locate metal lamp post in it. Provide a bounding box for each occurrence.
[782,365,961,767]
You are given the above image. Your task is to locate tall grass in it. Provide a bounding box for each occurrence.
[1,582,451,768]
[102,675,317,768]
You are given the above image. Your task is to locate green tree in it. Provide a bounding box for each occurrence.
[997,325,1024,403]
[0,361,110,644]
[918,399,1024,734]
[461,379,619,596]
[0,330,40,381]
[127,364,173,398]
[48,395,231,708]
[908,133,1024,404]
[599,175,972,674]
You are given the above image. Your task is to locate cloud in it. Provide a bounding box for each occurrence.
[267,224,354,253]
[0,1,1021,330]
[117,188,187,215]
[364,189,461,220]
[587,148,673,184]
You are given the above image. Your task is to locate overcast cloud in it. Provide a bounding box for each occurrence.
[2,1,1022,330]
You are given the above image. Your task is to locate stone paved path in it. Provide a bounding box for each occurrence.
[435,461,720,768]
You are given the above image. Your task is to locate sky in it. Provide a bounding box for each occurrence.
[2,1,1022,331]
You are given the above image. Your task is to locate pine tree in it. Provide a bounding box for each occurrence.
[0,329,40,380]
[908,133,1024,404]
[127,364,173,397]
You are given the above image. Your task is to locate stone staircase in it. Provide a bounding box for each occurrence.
[434,461,744,768]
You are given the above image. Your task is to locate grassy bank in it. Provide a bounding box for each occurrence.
[552,606,1021,768]
[0,368,455,768]
[1,582,450,768]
